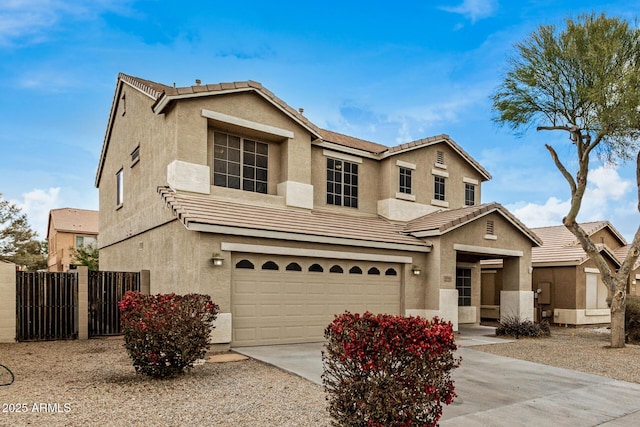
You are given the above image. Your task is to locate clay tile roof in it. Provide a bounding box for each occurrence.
[158,187,428,250]
[117,73,175,98]
[48,208,99,239]
[531,221,622,265]
[318,129,389,154]
[404,203,542,246]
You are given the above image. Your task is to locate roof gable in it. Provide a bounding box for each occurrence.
[531,221,626,266]
[47,208,99,240]
[404,203,542,246]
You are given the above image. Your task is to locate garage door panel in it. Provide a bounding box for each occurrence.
[232,257,401,346]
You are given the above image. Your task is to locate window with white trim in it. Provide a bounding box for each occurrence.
[213,131,268,194]
[465,183,475,206]
[434,176,445,201]
[116,169,124,206]
[399,167,412,194]
[327,158,358,208]
[456,268,472,306]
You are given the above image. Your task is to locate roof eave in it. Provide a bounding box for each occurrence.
[185,221,432,253]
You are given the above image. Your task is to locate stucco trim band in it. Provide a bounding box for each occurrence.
[220,242,413,263]
[453,244,523,257]
[187,223,432,253]
[201,109,294,139]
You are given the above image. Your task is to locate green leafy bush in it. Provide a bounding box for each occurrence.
[322,312,461,427]
[118,291,219,378]
[625,295,640,344]
[496,314,550,339]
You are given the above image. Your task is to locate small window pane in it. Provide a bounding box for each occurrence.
[235,259,255,269]
[309,263,324,272]
[349,266,363,274]
[286,262,302,271]
[385,268,398,276]
[262,261,279,270]
[330,265,344,273]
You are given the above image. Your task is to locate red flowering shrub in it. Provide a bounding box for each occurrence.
[118,291,219,378]
[322,312,461,427]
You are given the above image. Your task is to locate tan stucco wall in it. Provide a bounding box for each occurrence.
[48,231,98,272]
[98,89,316,250]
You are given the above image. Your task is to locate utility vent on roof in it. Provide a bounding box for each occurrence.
[436,150,445,165]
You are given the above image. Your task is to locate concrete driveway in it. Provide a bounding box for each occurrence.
[235,326,640,426]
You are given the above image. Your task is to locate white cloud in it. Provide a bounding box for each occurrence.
[11,187,60,240]
[440,0,498,23]
[507,166,633,231]
[0,0,134,46]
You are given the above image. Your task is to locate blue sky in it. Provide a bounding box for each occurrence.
[1,0,639,241]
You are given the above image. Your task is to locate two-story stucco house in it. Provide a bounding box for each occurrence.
[95,73,541,348]
[46,208,99,272]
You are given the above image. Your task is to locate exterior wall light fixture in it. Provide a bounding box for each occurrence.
[412,266,421,276]
[211,253,224,266]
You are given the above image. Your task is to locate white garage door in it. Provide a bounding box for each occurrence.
[232,256,402,346]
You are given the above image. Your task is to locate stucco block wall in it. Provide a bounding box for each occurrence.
[0,262,16,342]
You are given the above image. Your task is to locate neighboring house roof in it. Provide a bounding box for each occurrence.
[613,245,640,270]
[96,74,491,186]
[47,208,99,240]
[531,222,624,266]
[403,203,542,246]
[158,187,430,252]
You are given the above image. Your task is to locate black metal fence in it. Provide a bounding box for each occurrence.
[16,271,78,341]
[88,271,140,337]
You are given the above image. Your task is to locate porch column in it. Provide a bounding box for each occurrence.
[500,257,533,322]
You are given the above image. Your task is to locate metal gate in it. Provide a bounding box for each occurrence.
[88,271,140,337]
[16,271,78,341]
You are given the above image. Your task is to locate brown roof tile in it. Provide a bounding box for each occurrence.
[318,129,388,153]
[48,208,99,238]
[531,222,621,265]
[158,187,427,250]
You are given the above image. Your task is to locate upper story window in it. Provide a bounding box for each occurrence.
[76,236,97,249]
[213,131,268,194]
[130,145,140,167]
[465,183,475,206]
[327,158,358,208]
[116,169,124,207]
[434,176,445,201]
[399,167,412,194]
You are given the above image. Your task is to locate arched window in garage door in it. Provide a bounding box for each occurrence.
[235,259,255,269]
[349,266,363,274]
[368,267,380,275]
[385,268,398,276]
[286,262,302,271]
[309,263,324,272]
[330,265,344,273]
[262,261,279,270]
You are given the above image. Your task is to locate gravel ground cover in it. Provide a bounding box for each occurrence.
[0,338,330,426]
[1,326,639,426]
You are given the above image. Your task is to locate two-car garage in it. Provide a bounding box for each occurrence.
[231,255,402,346]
